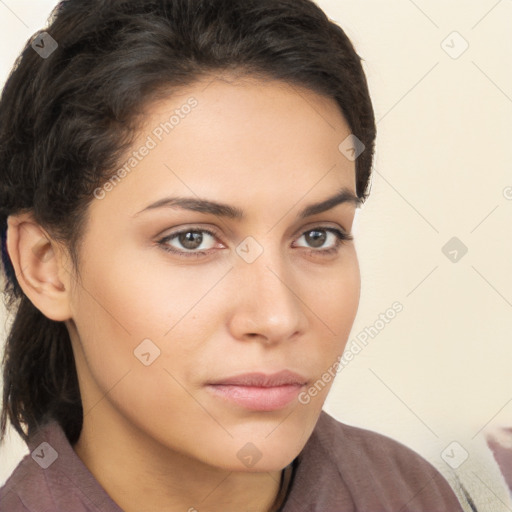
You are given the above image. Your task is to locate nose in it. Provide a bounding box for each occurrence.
[226,247,309,345]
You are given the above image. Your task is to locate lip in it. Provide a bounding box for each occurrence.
[206,370,308,411]
[209,370,308,387]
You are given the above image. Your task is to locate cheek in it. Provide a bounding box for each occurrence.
[72,242,208,342]
[68,254,166,398]
[312,249,361,339]
[69,245,220,397]
[303,251,360,388]
[69,266,198,431]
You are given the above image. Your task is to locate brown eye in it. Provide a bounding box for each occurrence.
[177,231,205,250]
[294,227,352,253]
[303,229,328,248]
[158,228,219,257]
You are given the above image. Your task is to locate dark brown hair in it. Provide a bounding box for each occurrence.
[0,0,376,445]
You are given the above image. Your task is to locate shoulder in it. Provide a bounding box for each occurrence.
[283,411,464,512]
[0,420,121,512]
[0,452,49,511]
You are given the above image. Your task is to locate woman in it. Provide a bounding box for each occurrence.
[0,0,464,510]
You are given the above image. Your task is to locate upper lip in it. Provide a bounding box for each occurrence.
[208,370,308,387]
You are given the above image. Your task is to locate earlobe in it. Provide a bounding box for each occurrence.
[6,212,73,321]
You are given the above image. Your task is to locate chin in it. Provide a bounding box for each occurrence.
[196,422,313,473]
[215,448,300,473]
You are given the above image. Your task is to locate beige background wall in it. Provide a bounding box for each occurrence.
[1,0,511,507]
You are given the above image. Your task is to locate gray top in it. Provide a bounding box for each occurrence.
[0,411,464,511]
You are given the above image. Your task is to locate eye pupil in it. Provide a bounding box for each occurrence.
[306,230,326,248]
[179,231,203,250]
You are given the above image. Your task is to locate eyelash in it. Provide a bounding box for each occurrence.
[156,226,353,259]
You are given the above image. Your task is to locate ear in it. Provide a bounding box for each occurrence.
[6,211,73,321]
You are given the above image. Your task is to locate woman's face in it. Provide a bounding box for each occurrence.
[66,75,362,471]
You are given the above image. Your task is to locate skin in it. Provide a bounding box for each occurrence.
[7,74,362,512]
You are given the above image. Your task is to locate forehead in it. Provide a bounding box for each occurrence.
[89,75,356,221]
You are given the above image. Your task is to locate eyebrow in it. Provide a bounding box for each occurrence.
[133,186,361,220]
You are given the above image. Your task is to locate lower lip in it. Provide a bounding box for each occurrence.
[206,384,304,411]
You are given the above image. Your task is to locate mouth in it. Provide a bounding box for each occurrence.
[206,370,308,411]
